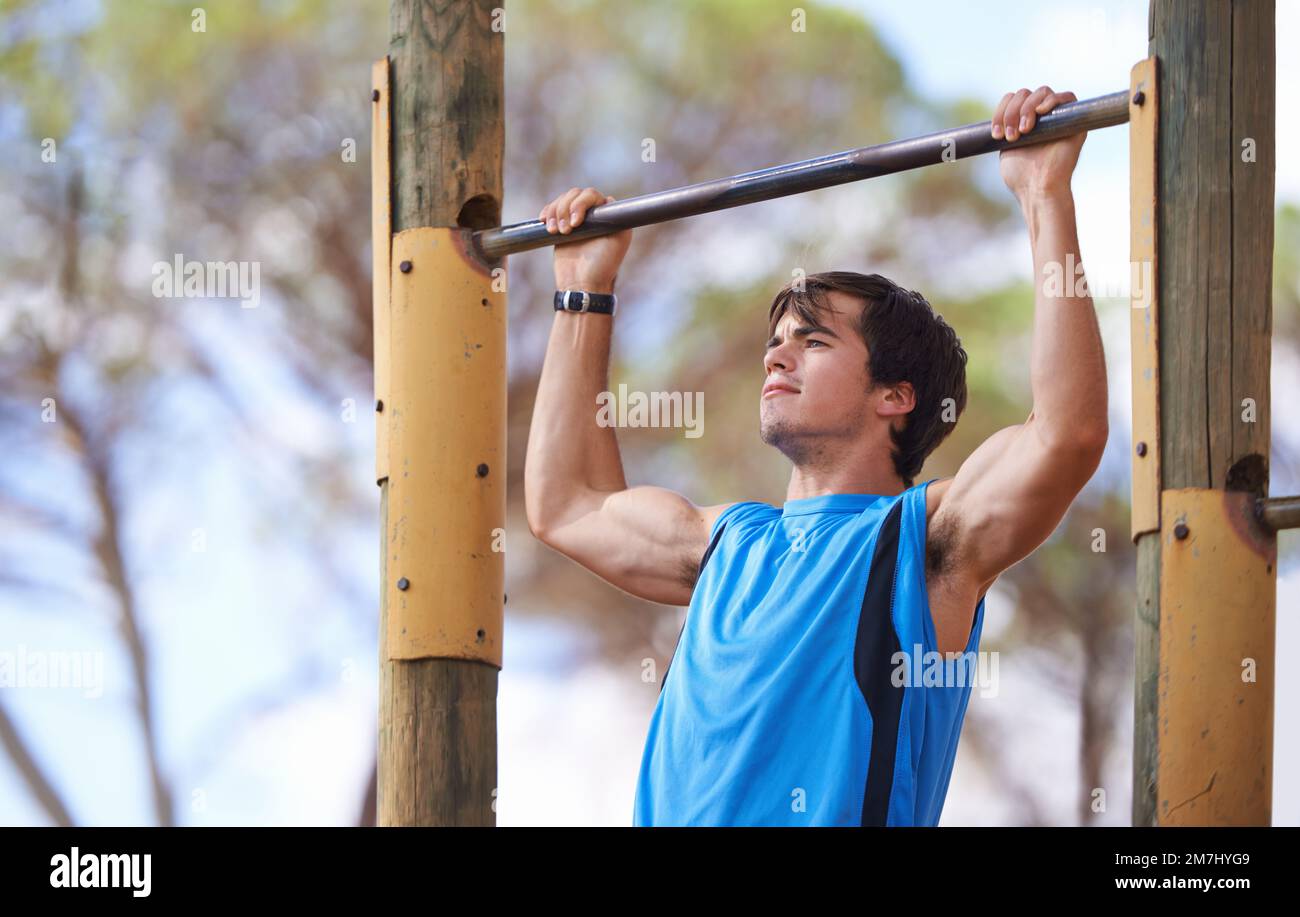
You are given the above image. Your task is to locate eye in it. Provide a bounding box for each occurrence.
[806,339,827,348]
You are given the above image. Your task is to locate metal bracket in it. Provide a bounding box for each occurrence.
[384,228,505,664]
[1155,488,1274,825]
[373,57,392,486]
[1129,57,1160,541]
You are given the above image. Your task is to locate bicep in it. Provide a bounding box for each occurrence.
[934,418,1103,586]
[537,485,734,606]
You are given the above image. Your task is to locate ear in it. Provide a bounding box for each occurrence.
[878,381,916,417]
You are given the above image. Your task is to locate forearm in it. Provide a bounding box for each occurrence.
[524,310,628,530]
[1021,190,1108,443]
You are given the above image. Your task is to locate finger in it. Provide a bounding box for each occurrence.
[554,187,585,232]
[1043,89,1077,109]
[540,187,581,232]
[991,92,1014,139]
[568,188,604,228]
[539,192,572,233]
[1019,85,1053,133]
[1034,87,1061,112]
[1004,88,1030,140]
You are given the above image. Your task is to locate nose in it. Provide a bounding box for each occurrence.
[764,341,793,375]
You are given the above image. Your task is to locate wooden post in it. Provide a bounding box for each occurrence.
[376,0,506,827]
[1133,0,1276,826]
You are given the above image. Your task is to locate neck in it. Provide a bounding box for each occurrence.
[784,463,907,501]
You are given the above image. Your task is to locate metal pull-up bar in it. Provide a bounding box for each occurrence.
[1257,495,1300,532]
[472,89,1132,261]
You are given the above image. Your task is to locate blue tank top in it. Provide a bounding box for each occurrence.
[632,478,986,826]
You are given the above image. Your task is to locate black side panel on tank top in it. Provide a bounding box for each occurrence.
[854,499,905,826]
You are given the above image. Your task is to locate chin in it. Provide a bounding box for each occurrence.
[759,414,798,445]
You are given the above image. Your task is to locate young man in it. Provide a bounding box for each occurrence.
[524,86,1108,826]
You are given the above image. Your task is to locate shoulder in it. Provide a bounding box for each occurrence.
[687,500,778,591]
[694,501,778,562]
[699,501,738,535]
[924,476,954,522]
[708,500,779,528]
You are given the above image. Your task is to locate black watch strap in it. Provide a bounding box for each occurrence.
[555,289,617,316]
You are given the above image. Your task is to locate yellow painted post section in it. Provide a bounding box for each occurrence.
[385,227,505,664]
[1129,57,1160,541]
[1157,488,1275,825]
[372,57,392,485]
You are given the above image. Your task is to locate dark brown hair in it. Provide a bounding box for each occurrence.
[766,271,968,488]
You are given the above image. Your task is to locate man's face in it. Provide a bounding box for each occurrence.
[760,291,886,465]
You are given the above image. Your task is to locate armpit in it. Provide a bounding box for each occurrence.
[678,554,702,591]
[926,509,959,578]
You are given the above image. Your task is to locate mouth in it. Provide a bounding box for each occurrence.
[762,383,800,398]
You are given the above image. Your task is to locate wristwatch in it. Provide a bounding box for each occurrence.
[555,289,617,316]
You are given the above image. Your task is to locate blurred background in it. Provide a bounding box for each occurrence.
[0,0,1295,826]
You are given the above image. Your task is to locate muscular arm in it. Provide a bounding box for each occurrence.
[524,304,731,606]
[522,186,734,606]
[932,121,1108,593]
